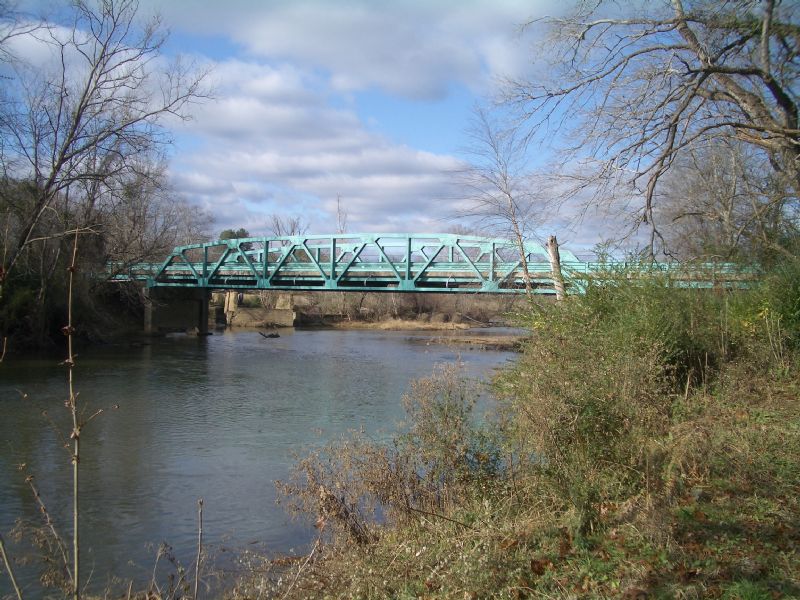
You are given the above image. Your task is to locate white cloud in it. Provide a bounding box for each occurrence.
[170,59,467,235]
[147,0,562,99]
[10,0,613,247]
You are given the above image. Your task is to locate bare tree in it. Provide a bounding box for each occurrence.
[335,194,348,234]
[506,0,799,255]
[658,139,797,260]
[458,107,553,293]
[0,0,208,286]
[267,213,310,237]
[0,1,42,64]
[98,160,211,271]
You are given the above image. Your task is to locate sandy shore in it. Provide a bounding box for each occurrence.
[329,318,472,331]
[423,333,527,351]
[326,318,527,350]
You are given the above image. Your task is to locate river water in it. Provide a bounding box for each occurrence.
[0,327,516,596]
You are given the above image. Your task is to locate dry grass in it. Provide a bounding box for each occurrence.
[232,264,800,599]
[329,318,471,331]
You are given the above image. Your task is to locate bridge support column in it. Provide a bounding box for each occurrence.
[143,287,212,335]
[197,289,211,335]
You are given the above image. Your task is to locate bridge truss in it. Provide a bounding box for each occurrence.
[110,233,752,294]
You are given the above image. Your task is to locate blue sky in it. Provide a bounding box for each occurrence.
[16,0,630,251]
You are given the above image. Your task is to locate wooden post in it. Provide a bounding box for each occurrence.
[547,235,567,301]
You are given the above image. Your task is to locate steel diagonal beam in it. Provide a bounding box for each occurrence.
[206,246,232,282]
[475,245,494,283]
[335,243,367,282]
[301,240,330,281]
[412,244,444,283]
[236,242,261,280]
[177,251,202,283]
[374,240,402,281]
[497,259,522,283]
[267,244,296,283]
[152,251,181,284]
[454,242,486,282]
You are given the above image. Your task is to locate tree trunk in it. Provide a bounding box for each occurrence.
[511,220,532,296]
[546,235,566,301]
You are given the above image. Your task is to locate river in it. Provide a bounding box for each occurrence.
[0,327,516,596]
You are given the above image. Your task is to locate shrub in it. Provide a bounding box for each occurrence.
[499,269,771,537]
[276,365,503,543]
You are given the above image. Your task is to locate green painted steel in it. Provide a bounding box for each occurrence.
[108,233,756,294]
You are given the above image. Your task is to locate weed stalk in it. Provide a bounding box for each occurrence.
[23,470,71,579]
[65,230,80,600]
[194,499,203,600]
[0,533,24,600]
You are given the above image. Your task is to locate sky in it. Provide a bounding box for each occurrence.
[13,0,633,252]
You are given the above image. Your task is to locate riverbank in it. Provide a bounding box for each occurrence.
[263,318,529,351]
[230,263,800,599]
[333,320,528,351]
[328,317,472,330]
[225,320,528,352]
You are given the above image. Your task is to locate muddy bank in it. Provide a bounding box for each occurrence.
[424,333,528,351]
[328,319,527,350]
[328,318,471,331]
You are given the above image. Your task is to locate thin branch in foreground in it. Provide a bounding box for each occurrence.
[23,470,72,582]
[0,533,24,600]
[194,498,203,600]
[280,538,321,600]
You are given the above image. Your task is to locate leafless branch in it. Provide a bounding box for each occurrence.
[1,0,209,280]
[506,0,799,254]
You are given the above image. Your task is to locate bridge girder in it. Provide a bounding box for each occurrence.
[108,233,754,294]
[114,233,579,293]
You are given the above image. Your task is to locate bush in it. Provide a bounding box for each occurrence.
[500,266,797,537]
[276,365,503,543]
[731,258,800,352]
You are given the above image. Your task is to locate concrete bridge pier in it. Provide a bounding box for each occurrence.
[144,287,212,335]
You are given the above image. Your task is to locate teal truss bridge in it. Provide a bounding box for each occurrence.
[110,233,752,295]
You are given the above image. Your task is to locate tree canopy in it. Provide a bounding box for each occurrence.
[507,0,799,256]
[219,228,251,240]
